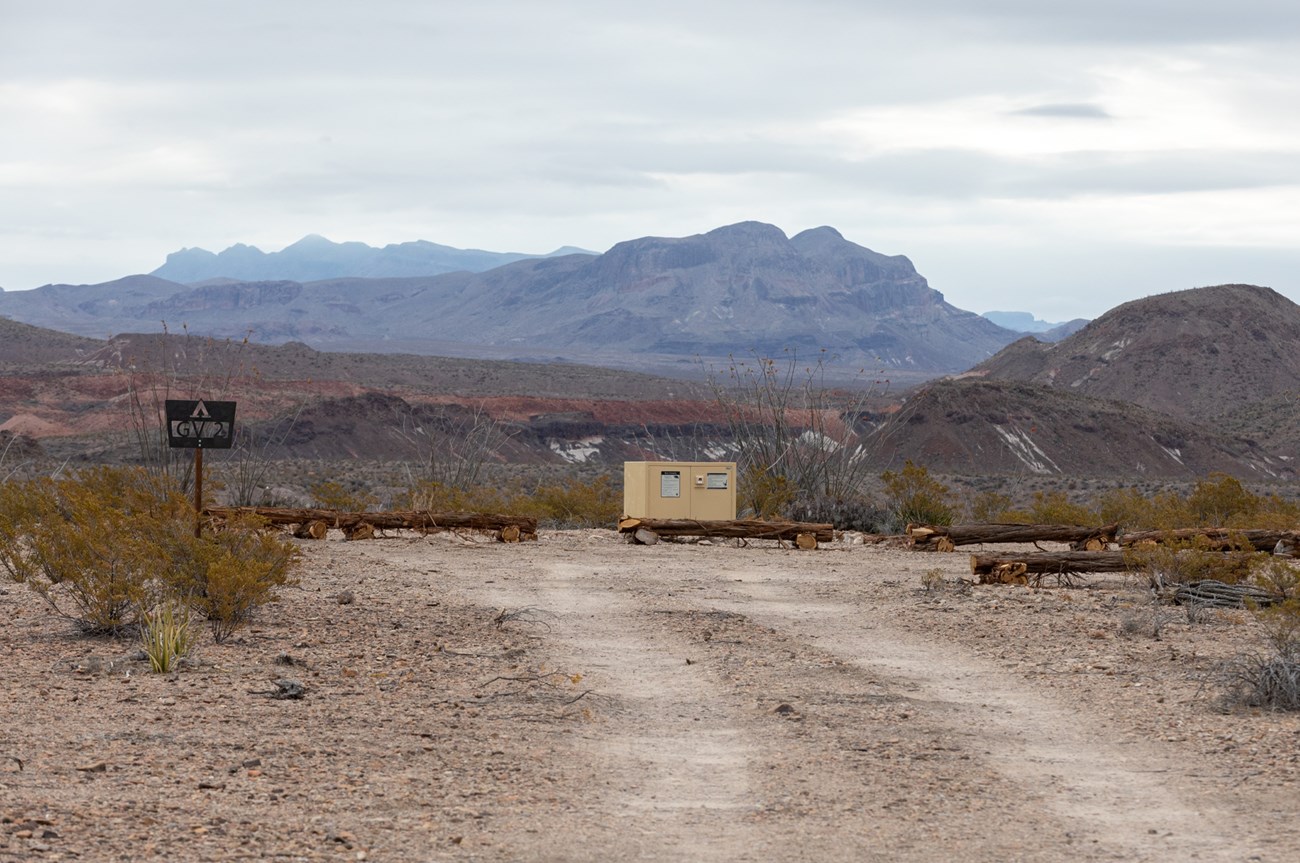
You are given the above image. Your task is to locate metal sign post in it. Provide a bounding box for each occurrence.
[164,399,237,537]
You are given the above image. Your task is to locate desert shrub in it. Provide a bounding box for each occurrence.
[740,465,796,519]
[1124,535,1261,591]
[141,603,193,673]
[181,515,300,643]
[1096,487,1163,530]
[402,479,515,513]
[1187,473,1257,527]
[1220,652,1300,711]
[398,403,513,493]
[1253,556,1300,604]
[710,351,880,512]
[309,480,378,512]
[1217,558,1300,711]
[519,475,621,528]
[786,495,893,533]
[0,467,299,642]
[1248,493,1300,530]
[1026,490,1098,525]
[0,468,186,633]
[965,491,1014,523]
[880,461,954,531]
[997,490,1097,525]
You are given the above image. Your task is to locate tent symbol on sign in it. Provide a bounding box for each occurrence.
[191,401,212,419]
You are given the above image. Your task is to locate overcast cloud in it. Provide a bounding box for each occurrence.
[2,0,1298,320]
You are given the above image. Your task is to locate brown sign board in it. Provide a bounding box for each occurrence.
[165,399,236,449]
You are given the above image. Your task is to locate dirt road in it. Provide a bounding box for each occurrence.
[3,531,1298,861]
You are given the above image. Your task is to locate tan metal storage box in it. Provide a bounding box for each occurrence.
[623,461,737,520]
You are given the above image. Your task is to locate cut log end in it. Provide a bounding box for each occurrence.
[499,524,522,543]
[979,562,1029,585]
[293,520,328,540]
[794,533,818,551]
[344,523,375,542]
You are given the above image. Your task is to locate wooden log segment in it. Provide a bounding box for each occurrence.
[292,520,328,540]
[618,516,834,544]
[909,522,1119,550]
[206,506,538,541]
[970,551,1131,577]
[1119,528,1300,552]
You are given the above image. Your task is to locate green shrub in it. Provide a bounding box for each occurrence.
[740,465,796,519]
[1024,490,1097,525]
[1124,535,1261,590]
[401,479,514,514]
[1188,473,1257,527]
[880,461,954,530]
[520,475,621,528]
[965,491,1014,523]
[309,480,378,512]
[0,469,183,633]
[184,516,300,643]
[0,467,299,643]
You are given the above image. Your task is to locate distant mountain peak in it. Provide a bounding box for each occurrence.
[149,236,588,284]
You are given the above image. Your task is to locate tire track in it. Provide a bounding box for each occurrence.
[467,562,765,861]
[711,578,1263,863]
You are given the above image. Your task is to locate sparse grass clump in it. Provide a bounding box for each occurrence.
[141,604,192,673]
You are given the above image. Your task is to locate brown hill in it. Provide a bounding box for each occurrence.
[970,284,1300,423]
[0,328,727,467]
[868,378,1290,481]
[0,317,103,367]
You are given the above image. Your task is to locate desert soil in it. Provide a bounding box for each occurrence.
[3,530,1299,862]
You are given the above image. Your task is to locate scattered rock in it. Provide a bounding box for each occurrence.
[774,703,797,716]
[249,679,307,700]
[74,761,108,773]
[336,590,356,606]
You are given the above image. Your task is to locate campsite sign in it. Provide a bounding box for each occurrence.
[165,399,236,449]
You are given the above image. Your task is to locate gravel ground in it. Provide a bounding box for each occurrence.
[2,530,1299,862]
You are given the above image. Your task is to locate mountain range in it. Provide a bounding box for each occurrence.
[151,234,591,283]
[0,222,1023,378]
[2,283,1297,483]
[3,221,1297,484]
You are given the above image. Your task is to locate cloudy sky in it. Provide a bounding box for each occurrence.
[2,1,1298,320]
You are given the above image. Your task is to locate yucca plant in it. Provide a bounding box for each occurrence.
[141,604,192,673]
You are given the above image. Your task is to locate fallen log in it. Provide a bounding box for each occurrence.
[1119,528,1300,552]
[206,506,538,540]
[970,551,1131,577]
[909,522,1119,550]
[618,516,834,544]
[1174,579,1278,609]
